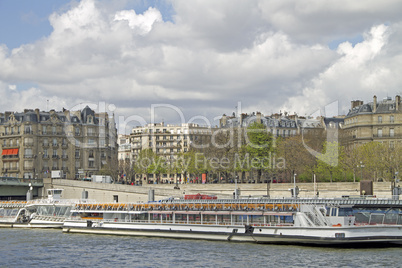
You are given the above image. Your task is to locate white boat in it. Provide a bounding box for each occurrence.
[0,189,91,228]
[62,201,402,246]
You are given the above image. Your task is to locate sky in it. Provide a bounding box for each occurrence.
[1,0,402,133]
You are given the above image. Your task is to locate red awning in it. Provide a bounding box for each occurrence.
[1,149,19,155]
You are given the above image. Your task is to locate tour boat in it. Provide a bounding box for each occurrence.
[62,200,402,245]
[0,189,89,228]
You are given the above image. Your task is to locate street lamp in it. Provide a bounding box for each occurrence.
[358,161,365,180]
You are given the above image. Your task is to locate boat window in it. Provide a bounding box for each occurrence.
[338,208,353,216]
[331,208,337,217]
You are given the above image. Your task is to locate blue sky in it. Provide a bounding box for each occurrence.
[0,0,69,49]
[1,0,402,132]
[0,0,175,49]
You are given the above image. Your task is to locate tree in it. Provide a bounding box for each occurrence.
[134,149,167,184]
[245,122,275,183]
[276,134,317,182]
[315,141,345,183]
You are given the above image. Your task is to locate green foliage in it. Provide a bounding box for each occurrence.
[315,141,345,182]
[245,122,275,182]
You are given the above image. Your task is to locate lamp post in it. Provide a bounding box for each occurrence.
[293,173,297,198]
[358,161,365,180]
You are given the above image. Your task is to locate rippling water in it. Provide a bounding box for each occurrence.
[0,228,401,267]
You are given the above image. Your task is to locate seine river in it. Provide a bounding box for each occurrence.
[0,228,401,267]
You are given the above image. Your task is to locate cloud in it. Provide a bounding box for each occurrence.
[281,24,402,116]
[114,7,162,35]
[1,0,402,129]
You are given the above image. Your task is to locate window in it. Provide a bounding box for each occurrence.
[390,128,394,137]
[24,125,32,133]
[75,149,80,158]
[378,116,382,123]
[377,128,382,137]
[75,160,80,168]
[390,115,395,123]
[88,160,95,167]
[53,138,57,146]
[43,149,48,157]
[24,148,33,157]
[390,141,395,148]
[53,149,57,157]
[42,126,47,134]
[88,138,96,146]
[75,127,80,136]
[52,126,56,134]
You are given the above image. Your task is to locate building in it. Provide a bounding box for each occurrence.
[0,106,118,179]
[118,134,131,162]
[219,112,323,137]
[343,95,402,148]
[130,122,213,182]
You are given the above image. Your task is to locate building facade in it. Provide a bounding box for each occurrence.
[0,106,118,179]
[118,134,131,162]
[130,122,213,160]
[343,95,402,148]
[129,122,213,182]
[219,112,323,137]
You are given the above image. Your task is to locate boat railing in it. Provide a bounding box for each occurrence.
[27,199,97,205]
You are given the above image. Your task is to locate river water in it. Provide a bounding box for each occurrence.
[0,228,400,267]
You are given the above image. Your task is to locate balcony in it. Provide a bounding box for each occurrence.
[52,143,58,147]
[62,155,68,159]
[24,154,34,159]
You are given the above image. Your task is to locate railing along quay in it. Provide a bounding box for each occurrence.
[161,197,402,208]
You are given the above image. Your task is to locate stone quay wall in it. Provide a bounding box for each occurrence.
[44,178,394,203]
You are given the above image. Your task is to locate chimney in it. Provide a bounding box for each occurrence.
[220,114,227,127]
[64,109,71,122]
[373,95,377,113]
[35,108,40,121]
[240,113,246,126]
[5,111,11,120]
[396,95,400,111]
[351,100,363,110]
[256,112,261,124]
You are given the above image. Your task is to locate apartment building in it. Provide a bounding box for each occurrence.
[343,95,402,148]
[130,122,213,161]
[0,106,118,179]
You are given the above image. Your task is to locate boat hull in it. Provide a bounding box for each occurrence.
[62,220,402,245]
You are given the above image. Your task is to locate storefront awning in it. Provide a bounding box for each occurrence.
[1,148,19,155]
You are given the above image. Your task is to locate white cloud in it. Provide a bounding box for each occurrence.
[114,7,162,35]
[1,0,402,128]
[281,24,401,116]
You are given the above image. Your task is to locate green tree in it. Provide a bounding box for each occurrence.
[245,122,275,183]
[315,141,345,183]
